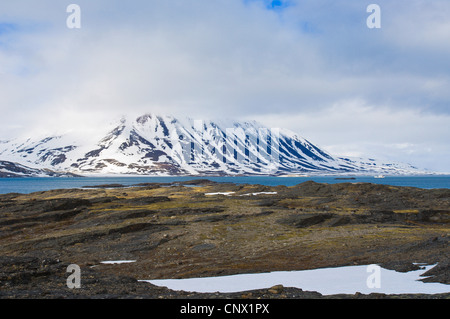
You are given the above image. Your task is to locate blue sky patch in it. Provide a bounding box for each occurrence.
[267,0,291,11]
[270,0,283,8]
[300,21,321,35]
[0,23,18,35]
[243,0,292,11]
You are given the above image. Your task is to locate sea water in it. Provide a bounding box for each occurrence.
[0,175,449,194]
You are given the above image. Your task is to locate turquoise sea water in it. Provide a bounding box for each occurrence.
[0,175,449,194]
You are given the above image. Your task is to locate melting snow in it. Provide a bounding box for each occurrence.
[141,264,450,295]
[100,260,137,265]
[239,192,278,196]
[205,192,236,196]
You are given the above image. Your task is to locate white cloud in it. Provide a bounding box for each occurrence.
[252,99,450,172]
[0,0,449,172]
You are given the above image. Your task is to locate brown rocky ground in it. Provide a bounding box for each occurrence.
[0,180,449,299]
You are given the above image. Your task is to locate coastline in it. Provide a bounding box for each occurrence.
[0,179,448,299]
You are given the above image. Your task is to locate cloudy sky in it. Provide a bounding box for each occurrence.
[0,0,449,172]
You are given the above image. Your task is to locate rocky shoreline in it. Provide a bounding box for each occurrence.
[0,180,449,299]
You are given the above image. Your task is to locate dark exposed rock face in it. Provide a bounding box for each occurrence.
[0,181,449,299]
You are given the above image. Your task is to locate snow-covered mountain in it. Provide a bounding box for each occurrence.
[0,160,80,178]
[0,114,425,177]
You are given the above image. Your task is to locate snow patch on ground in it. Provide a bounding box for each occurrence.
[100,260,137,265]
[142,264,450,295]
[239,192,278,196]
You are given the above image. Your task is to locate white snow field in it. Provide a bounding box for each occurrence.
[142,264,450,295]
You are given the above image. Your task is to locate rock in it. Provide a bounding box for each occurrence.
[88,196,120,204]
[193,215,230,223]
[380,261,422,273]
[417,210,450,223]
[83,184,126,189]
[241,292,253,299]
[118,209,157,220]
[107,223,169,235]
[191,243,216,252]
[177,179,217,186]
[420,261,450,284]
[326,216,352,227]
[121,196,170,205]
[268,285,284,294]
[277,213,334,228]
[158,206,225,217]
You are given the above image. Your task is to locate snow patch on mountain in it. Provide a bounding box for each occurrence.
[0,160,80,178]
[0,114,428,176]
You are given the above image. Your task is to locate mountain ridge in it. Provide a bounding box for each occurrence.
[0,113,427,177]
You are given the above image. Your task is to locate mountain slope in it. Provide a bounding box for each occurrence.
[0,160,80,178]
[0,114,425,176]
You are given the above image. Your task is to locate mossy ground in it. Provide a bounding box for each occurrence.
[0,180,449,296]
